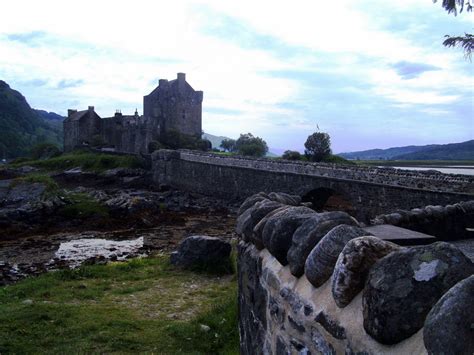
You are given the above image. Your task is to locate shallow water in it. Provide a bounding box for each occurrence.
[54,236,145,268]
[384,166,474,176]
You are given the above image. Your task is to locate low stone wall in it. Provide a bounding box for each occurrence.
[152,150,474,223]
[237,192,474,354]
[371,200,474,240]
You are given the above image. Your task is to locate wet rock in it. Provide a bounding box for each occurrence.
[236,199,282,242]
[238,192,268,216]
[251,205,291,250]
[262,206,315,265]
[423,275,474,355]
[363,242,474,345]
[287,212,358,277]
[332,236,402,308]
[305,225,369,288]
[170,235,231,268]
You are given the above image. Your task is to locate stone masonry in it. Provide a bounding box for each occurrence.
[63,73,203,154]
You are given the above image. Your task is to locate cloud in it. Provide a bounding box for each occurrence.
[0,0,471,153]
[56,79,84,89]
[391,61,440,79]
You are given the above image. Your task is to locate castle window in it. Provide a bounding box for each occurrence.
[182,110,186,119]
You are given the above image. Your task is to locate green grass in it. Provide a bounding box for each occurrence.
[9,150,144,172]
[60,192,109,218]
[0,256,238,354]
[11,173,60,194]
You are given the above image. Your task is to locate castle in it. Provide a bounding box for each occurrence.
[63,73,203,154]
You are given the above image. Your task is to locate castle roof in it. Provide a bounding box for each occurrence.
[65,110,88,122]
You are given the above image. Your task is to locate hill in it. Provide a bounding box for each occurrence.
[339,140,474,161]
[0,81,63,158]
[392,140,474,160]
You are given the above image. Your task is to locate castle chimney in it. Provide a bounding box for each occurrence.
[159,79,169,88]
[177,73,186,82]
[67,109,77,118]
[88,106,94,112]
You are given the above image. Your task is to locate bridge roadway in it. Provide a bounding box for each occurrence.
[151,150,474,222]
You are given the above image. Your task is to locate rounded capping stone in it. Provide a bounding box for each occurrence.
[261,206,315,265]
[423,275,474,355]
[304,225,370,288]
[331,236,402,308]
[362,242,474,345]
[287,212,358,278]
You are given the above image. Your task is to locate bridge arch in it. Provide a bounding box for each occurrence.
[301,187,354,215]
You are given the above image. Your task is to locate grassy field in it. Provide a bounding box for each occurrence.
[0,256,239,354]
[9,150,144,172]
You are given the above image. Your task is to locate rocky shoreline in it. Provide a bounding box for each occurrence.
[0,166,238,285]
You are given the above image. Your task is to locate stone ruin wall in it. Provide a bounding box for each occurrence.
[236,192,474,354]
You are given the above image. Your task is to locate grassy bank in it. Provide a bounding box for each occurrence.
[0,256,238,354]
[9,150,144,172]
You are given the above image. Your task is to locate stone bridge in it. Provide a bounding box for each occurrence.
[151,150,474,222]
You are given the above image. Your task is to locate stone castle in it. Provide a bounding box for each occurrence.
[63,73,203,154]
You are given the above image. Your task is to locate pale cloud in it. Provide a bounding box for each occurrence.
[0,0,472,152]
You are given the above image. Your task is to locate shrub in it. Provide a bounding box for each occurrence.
[235,133,268,157]
[30,143,62,160]
[282,150,302,160]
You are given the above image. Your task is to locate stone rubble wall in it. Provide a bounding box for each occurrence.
[237,192,474,355]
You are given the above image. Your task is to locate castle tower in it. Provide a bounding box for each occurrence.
[143,73,203,138]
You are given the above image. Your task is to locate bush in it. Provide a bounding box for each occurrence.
[30,143,62,160]
[60,193,109,219]
[148,140,164,153]
[282,150,302,160]
[235,133,268,157]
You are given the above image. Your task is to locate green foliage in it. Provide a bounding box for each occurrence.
[235,133,268,157]
[304,131,332,162]
[60,192,109,219]
[220,138,236,152]
[0,255,238,354]
[282,150,302,160]
[147,140,164,153]
[11,173,60,194]
[322,154,355,165]
[30,143,62,160]
[160,129,211,151]
[0,81,63,159]
[11,150,144,172]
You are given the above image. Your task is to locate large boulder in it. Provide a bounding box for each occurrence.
[305,225,369,288]
[423,275,474,355]
[251,205,291,249]
[332,236,402,308]
[287,212,358,277]
[236,199,283,242]
[363,242,474,345]
[170,235,232,268]
[261,206,315,265]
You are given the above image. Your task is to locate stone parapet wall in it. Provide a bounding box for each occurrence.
[237,192,474,354]
[152,150,474,222]
[179,150,474,193]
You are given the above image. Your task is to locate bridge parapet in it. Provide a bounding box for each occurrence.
[177,150,473,193]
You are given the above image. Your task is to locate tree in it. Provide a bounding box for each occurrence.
[220,138,236,152]
[235,133,268,157]
[434,0,473,59]
[304,132,331,162]
[282,150,302,160]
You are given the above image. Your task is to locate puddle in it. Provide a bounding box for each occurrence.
[54,236,146,268]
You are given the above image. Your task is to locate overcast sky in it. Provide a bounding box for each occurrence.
[0,0,472,153]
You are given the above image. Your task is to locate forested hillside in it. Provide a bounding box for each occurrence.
[0,81,63,158]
